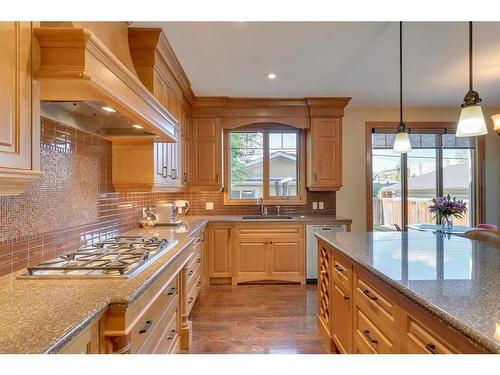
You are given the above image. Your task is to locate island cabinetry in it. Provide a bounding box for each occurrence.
[233,225,304,285]
[318,240,487,354]
[0,21,42,196]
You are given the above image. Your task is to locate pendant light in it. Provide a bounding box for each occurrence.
[456,21,488,137]
[393,21,412,153]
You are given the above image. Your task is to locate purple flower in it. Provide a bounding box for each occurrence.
[428,194,467,220]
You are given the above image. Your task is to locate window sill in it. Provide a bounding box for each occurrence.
[223,197,306,206]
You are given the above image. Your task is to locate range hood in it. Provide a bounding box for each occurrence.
[34,27,178,142]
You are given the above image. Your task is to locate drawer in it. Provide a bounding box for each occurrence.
[354,275,395,334]
[405,315,456,354]
[152,308,179,354]
[332,252,352,293]
[236,226,301,240]
[187,258,202,293]
[354,307,395,354]
[186,274,202,315]
[130,277,178,353]
[136,297,178,354]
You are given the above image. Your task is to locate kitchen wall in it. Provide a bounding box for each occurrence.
[0,118,334,276]
[337,107,500,232]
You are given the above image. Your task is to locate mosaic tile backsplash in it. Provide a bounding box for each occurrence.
[0,118,335,276]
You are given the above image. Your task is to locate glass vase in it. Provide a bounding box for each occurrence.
[440,215,453,230]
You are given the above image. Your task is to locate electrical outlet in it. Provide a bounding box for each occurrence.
[312,202,318,210]
[206,202,214,210]
[319,202,324,210]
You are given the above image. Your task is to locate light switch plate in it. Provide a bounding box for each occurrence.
[319,202,324,210]
[206,202,214,210]
[312,202,318,210]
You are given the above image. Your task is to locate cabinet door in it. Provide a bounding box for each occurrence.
[191,118,221,188]
[235,239,267,278]
[309,118,341,190]
[180,109,190,185]
[0,22,41,195]
[331,282,352,353]
[208,226,232,277]
[269,239,303,278]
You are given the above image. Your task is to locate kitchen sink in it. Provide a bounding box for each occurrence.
[242,215,294,220]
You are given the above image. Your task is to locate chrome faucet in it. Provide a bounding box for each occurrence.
[258,197,267,216]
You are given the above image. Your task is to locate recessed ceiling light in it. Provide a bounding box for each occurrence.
[266,73,277,80]
[132,124,144,129]
[101,106,116,113]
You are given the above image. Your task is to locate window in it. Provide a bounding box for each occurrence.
[368,124,478,231]
[225,127,304,205]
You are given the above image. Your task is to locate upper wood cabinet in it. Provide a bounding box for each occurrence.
[0,22,42,195]
[190,118,223,190]
[307,118,342,191]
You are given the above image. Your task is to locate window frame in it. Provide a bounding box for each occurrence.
[223,126,307,206]
[365,121,485,230]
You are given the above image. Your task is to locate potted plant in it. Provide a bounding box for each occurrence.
[428,194,467,230]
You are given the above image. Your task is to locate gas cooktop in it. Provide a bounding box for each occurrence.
[20,236,178,279]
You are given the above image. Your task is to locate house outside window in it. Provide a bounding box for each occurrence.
[225,126,305,205]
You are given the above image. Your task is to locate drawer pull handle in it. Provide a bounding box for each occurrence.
[362,289,378,301]
[167,329,177,340]
[139,320,153,334]
[188,297,194,304]
[197,281,202,287]
[425,343,437,354]
[188,270,194,276]
[197,258,201,263]
[334,264,344,272]
[343,295,350,301]
[166,287,176,295]
[362,329,378,344]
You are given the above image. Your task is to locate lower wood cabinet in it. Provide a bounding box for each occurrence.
[207,224,232,279]
[233,224,305,284]
[318,240,487,354]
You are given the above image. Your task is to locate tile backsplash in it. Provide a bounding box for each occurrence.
[0,118,335,276]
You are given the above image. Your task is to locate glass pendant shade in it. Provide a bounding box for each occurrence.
[491,114,500,134]
[393,125,412,153]
[456,104,488,137]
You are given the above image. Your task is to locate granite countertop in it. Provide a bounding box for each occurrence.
[0,218,208,354]
[190,214,352,224]
[315,231,500,353]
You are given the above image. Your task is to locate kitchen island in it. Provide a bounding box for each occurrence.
[315,231,500,354]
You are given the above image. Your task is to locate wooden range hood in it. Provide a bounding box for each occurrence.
[34,26,178,142]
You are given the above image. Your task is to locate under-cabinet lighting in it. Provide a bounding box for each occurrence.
[132,124,144,129]
[266,73,277,80]
[101,106,116,113]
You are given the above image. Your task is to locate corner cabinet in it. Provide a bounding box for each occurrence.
[190,118,223,190]
[307,118,342,191]
[0,21,42,195]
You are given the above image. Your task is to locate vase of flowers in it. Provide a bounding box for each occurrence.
[428,194,467,230]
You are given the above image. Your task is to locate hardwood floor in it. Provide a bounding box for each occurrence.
[188,284,331,354]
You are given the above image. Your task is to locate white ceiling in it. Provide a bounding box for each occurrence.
[131,22,500,107]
